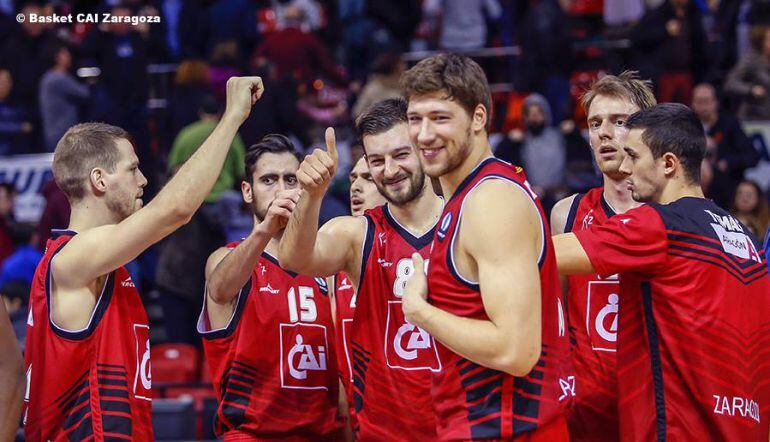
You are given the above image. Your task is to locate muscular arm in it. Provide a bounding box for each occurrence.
[279,197,364,279]
[550,194,578,293]
[53,77,264,291]
[406,181,546,376]
[553,233,596,275]
[0,302,24,440]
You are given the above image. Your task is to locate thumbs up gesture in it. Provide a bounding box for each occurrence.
[298,127,339,198]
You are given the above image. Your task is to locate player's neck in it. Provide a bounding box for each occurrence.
[388,185,443,236]
[602,174,641,214]
[439,139,493,200]
[658,180,705,205]
[67,202,120,232]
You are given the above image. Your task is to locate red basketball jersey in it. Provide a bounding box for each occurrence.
[427,158,572,441]
[351,204,439,440]
[199,246,342,440]
[575,198,770,441]
[563,187,620,440]
[24,230,154,441]
[332,271,356,426]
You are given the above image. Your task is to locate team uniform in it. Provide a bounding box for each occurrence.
[427,157,572,441]
[199,245,342,441]
[332,271,356,425]
[351,204,439,440]
[24,230,154,441]
[574,197,770,440]
[562,187,621,440]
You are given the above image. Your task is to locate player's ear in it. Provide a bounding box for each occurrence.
[662,152,679,177]
[241,180,254,204]
[90,167,108,195]
[472,104,487,134]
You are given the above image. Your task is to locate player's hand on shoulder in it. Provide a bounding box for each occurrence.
[223,76,265,124]
[298,127,339,198]
[259,188,302,236]
[402,253,429,326]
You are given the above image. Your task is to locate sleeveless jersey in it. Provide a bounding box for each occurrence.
[199,245,342,440]
[24,230,153,441]
[575,198,770,441]
[351,204,439,441]
[427,158,571,441]
[332,271,356,427]
[563,187,620,441]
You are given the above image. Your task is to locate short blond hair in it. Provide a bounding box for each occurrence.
[581,70,656,113]
[53,123,129,201]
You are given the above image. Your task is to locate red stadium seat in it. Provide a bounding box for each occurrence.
[151,343,200,384]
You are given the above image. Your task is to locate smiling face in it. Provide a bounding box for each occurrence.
[587,94,638,179]
[104,139,147,221]
[243,152,300,221]
[349,156,386,215]
[406,91,478,179]
[364,123,425,205]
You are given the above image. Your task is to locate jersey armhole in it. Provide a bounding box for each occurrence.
[198,278,252,341]
[357,215,375,291]
[563,193,585,234]
[47,242,115,341]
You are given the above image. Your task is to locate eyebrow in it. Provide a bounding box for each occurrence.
[589,113,630,121]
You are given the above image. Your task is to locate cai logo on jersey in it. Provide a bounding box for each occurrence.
[133,324,152,401]
[279,323,330,390]
[586,279,619,352]
[384,301,441,371]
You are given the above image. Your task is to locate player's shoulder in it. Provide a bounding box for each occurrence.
[551,193,581,235]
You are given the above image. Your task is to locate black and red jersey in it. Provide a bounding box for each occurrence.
[563,187,621,440]
[24,230,154,441]
[333,272,355,389]
[199,244,342,440]
[575,197,770,441]
[351,205,439,441]
[427,158,571,440]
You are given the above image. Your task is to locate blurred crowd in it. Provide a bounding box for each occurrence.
[1,0,769,346]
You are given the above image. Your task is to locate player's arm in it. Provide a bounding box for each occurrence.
[205,189,301,327]
[553,233,595,275]
[278,128,364,279]
[550,194,578,292]
[403,181,545,376]
[53,77,265,290]
[0,301,24,440]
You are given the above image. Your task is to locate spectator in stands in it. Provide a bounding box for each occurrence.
[352,52,404,118]
[631,0,707,104]
[33,179,70,251]
[254,5,346,87]
[495,93,566,208]
[274,0,325,32]
[366,0,422,53]
[205,0,258,58]
[730,180,770,237]
[691,82,760,209]
[0,183,15,267]
[154,0,207,61]
[0,69,33,156]
[724,25,770,120]
[208,40,243,100]
[0,281,28,352]
[168,59,212,138]
[39,44,90,152]
[519,0,573,123]
[430,0,502,50]
[156,95,245,345]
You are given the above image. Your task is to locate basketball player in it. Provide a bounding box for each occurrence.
[554,103,770,440]
[199,134,343,440]
[0,300,23,440]
[400,53,571,440]
[278,98,444,440]
[24,77,264,441]
[549,71,655,440]
[333,157,386,399]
